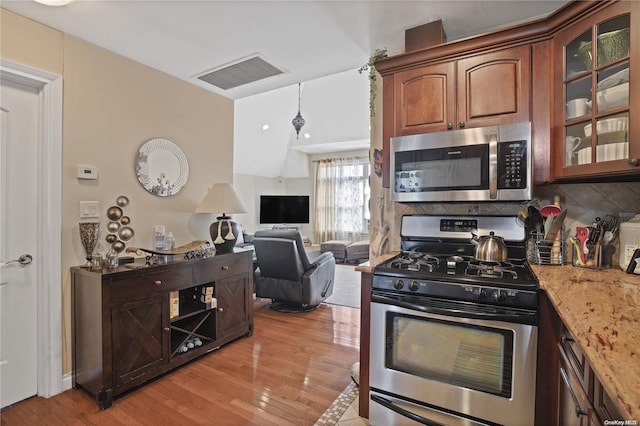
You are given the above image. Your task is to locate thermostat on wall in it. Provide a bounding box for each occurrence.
[77,166,98,180]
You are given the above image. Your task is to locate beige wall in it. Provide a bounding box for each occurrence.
[0,9,63,74]
[2,8,235,375]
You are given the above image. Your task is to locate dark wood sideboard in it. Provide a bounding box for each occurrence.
[71,250,254,409]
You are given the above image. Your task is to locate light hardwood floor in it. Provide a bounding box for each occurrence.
[1,299,360,425]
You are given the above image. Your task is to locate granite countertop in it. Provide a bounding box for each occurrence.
[355,251,398,273]
[532,264,640,420]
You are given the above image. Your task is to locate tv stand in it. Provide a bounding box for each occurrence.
[271,225,301,231]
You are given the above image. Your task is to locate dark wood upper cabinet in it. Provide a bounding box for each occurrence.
[375,1,638,188]
[393,46,530,135]
[457,45,531,128]
[552,1,639,180]
[394,62,455,135]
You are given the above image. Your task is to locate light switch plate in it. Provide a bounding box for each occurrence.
[80,201,100,218]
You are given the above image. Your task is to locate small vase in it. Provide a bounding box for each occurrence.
[79,222,100,266]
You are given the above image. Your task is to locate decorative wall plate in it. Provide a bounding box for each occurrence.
[107,206,123,221]
[107,221,121,233]
[118,226,134,241]
[135,138,189,197]
[116,195,129,207]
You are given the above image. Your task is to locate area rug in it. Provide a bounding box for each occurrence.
[323,264,361,309]
[314,382,359,425]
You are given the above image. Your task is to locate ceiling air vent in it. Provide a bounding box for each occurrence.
[196,54,284,90]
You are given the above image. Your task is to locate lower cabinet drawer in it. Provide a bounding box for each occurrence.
[194,255,248,284]
[594,377,624,422]
[111,267,193,304]
[561,326,590,391]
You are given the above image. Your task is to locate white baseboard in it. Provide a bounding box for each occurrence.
[62,373,73,391]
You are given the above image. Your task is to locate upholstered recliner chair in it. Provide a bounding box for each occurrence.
[253,229,335,311]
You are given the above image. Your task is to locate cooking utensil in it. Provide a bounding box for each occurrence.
[544,215,555,236]
[569,236,585,266]
[586,224,604,267]
[601,214,619,233]
[575,227,589,264]
[544,209,567,244]
[540,204,562,218]
[471,231,508,262]
[586,223,601,246]
[527,206,544,236]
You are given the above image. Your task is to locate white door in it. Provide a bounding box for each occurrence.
[0,78,39,408]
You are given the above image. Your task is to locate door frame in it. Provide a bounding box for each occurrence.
[1,58,63,398]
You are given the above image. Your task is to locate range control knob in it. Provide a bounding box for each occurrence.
[409,281,420,292]
[488,290,505,303]
[471,287,482,299]
[394,279,404,290]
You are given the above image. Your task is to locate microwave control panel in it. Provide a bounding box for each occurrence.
[497,140,527,189]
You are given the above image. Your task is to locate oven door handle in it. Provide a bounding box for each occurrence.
[371,394,445,426]
[372,293,536,324]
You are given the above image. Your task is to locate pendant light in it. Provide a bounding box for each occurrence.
[291,83,305,139]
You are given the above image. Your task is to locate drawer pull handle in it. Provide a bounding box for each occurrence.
[154,280,162,286]
[221,265,229,270]
[129,372,145,382]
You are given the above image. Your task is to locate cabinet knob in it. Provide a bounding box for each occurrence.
[629,158,639,167]
[163,327,170,332]
[217,307,224,312]
[221,265,229,270]
[447,122,453,130]
[459,121,466,128]
[154,280,162,286]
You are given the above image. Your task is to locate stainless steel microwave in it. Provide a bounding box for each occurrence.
[390,122,532,202]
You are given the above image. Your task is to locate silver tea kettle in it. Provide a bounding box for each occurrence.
[471,231,508,262]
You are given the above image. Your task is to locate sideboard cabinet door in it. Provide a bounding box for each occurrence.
[111,295,169,389]
[216,273,253,344]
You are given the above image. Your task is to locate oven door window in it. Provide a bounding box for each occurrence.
[394,144,488,193]
[385,312,513,398]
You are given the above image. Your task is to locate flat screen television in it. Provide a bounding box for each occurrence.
[259,195,310,224]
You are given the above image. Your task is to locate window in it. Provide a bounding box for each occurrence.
[314,157,370,242]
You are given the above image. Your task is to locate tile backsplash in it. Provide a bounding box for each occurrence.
[387,181,640,265]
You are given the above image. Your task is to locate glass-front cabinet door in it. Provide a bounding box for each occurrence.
[555,2,638,178]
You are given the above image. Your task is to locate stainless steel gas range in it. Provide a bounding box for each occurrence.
[369,215,538,426]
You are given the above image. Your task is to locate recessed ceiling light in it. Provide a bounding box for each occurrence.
[262,124,269,130]
[304,133,311,139]
[34,0,74,5]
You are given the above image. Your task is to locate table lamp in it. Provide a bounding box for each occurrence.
[195,183,247,252]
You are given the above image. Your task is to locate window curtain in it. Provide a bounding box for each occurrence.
[314,157,368,243]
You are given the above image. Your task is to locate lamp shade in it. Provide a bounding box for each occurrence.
[195,183,247,252]
[194,183,247,215]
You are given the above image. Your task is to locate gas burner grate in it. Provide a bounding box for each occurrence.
[465,260,518,279]
[391,252,441,272]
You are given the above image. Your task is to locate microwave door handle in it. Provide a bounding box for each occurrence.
[489,133,498,199]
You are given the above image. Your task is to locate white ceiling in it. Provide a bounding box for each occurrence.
[3,0,569,178]
[3,0,569,100]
